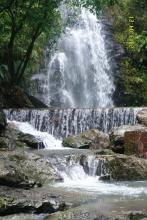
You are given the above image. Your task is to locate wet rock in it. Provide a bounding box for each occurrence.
[0,213,47,220]
[99,175,111,181]
[96,155,147,181]
[0,111,7,131]
[0,123,44,150]
[126,211,147,220]
[0,123,26,150]
[137,109,147,127]
[63,129,109,150]
[94,212,147,220]
[18,133,45,149]
[0,186,69,216]
[109,125,147,154]
[94,216,113,220]
[0,151,61,188]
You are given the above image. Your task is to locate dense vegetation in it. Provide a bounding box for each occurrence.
[100,0,147,106]
[0,0,146,107]
[0,0,61,86]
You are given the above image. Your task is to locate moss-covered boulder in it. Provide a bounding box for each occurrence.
[0,151,61,188]
[97,155,147,181]
[63,129,109,150]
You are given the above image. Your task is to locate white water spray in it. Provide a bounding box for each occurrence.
[47,7,115,108]
[9,120,63,150]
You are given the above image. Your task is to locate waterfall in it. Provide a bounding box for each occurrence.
[5,108,142,139]
[32,3,119,108]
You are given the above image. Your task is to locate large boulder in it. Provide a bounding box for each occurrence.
[63,129,109,150]
[0,111,7,131]
[96,155,147,181]
[137,109,147,127]
[0,186,69,216]
[0,151,61,189]
[109,125,147,154]
[0,123,26,150]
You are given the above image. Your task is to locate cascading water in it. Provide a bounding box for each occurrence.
[9,120,63,149]
[5,108,143,138]
[49,154,147,196]
[33,2,117,108]
[5,112,147,197]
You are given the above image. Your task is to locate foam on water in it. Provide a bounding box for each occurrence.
[9,120,64,150]
[54,159,147,197]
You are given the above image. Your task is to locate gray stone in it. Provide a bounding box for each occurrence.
[63,129,109,150]
[137,109,147,127]
[96,154,147,181]
[0,151,62,189]
[0,186,69,216]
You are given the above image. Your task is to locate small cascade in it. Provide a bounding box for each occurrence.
[9,120,63,150]
[5,108,143,139]
[48,154,101,183]
[50,154,147,196]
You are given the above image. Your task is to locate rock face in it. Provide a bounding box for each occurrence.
[97,155,147,181]
[109,125,147,154]
[137,109,147,127]
[0,86,33,108]
[0,86,48,108]
[63,129,109,150]
[0,186,69,216]
[124,131,147,157]
[0,151,61,189]
[0,111,7,131]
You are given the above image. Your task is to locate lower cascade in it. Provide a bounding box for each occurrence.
[47,154,147,196]
[5,108,142,138]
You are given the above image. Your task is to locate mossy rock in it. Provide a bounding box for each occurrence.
[96,155,147,181]
[63,129,109,150]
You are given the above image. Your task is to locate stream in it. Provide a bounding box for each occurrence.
[2,109,147,220]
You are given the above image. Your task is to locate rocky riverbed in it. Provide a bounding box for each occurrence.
[1,109,147,219]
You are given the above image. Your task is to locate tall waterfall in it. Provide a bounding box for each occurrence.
[5,108,142,138]
[33,4,117,108]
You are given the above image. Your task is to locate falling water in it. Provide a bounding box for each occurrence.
[5,108,142,138]
[9,120,63,149]
[48,7,115,108]
[50,154,147,196]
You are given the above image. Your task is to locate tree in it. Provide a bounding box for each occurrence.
[0,0,61,85]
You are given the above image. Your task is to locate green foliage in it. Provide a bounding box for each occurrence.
[104,0,147,106]
[0,0,62,86]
